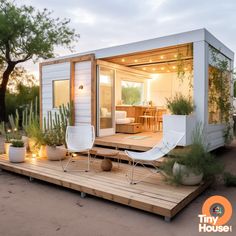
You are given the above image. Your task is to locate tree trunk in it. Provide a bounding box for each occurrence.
[0,62,16,121]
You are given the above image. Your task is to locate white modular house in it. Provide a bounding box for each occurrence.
[40,28,234,151]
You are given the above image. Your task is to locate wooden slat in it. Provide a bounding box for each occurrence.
[0,154,210,219]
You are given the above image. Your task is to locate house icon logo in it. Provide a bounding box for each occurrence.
[198,195,233,233]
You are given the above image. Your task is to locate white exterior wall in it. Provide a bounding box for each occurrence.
[74,61,92,124]
[41,62,70,121]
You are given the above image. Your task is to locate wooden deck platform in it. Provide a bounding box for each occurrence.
[0,154,210,221]
[95,132,162,151]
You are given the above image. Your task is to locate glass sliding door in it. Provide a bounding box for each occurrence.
[97,66,115,136]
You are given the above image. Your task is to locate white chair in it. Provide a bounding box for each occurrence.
[61,124,95,172]
[125,131,184,184]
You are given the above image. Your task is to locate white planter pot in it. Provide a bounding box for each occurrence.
[39,145,47,158]
[46,145,66,161]
[9,146,26,163]
[173,162,203,186]
[163,114,196,146]
[4,142,12,156]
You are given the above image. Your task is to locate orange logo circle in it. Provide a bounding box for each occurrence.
[202,195,232,226]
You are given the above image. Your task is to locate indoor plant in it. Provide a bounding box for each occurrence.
[163,93,195,146]
[8,139,26,163]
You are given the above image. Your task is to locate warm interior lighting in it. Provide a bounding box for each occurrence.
[7,129,11,133]
[160,55,164,59]
[184,67,188,70]
[149,59,152,62]
[174,54,177,58]
[79,85,84,90]
[152,68,156,71]
[32,153,37,158]
[134,59,138,63]
[121,58,125,62]
[151,74,159,80]
[142,67,146,70]
[161,67,165,71]
[167,70,170,73]
[172,66,176,69]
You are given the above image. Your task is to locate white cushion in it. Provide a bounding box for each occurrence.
[116,118,131,124]
[100,108,108,117]
[115,111,127,119]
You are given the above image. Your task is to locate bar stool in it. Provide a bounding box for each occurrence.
[139,108,155,131]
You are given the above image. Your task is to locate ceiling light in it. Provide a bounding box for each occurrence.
[172,66,176,69]
[121,58,125,62]
[142,67,146,70]
[152,68,156,71]
[149,59,153,62]
[174,54,178,58]
[134,59,138,63]
[160,55,164,59]
[184,67,187,70]
[161,67,165,70]
[167,70,170,73]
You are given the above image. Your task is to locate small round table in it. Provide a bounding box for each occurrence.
[95,149,119,171]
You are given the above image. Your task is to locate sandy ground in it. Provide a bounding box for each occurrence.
[0,138,235,236]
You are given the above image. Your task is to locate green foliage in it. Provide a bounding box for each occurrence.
[43,102,73,147]
[0,0,79,62]
[11,139,24,147]
[160,125,223,185]
[0,119,21,142]
[6,83,39,118]
[122,85,142,105]
[166,93,194,115]
[208,47,233,142]
[224,172,236,187]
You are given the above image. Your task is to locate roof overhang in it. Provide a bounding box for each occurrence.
[42,28,234,64]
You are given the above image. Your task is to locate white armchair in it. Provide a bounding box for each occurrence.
[115,111,135,124]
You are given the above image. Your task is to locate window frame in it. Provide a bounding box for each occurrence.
[52,79,70,108]
[121,80,144,105]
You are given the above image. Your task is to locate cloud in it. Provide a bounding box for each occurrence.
[14,0,236,75]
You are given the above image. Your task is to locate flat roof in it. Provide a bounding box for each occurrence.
[43,28,234,63]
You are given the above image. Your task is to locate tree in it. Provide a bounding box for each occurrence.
[0,0,79,121]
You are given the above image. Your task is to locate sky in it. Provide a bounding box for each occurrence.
[15,0,236,78]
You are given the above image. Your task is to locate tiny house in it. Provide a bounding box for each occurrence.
[40,28,234,151]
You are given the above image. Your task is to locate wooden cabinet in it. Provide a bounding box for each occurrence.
[116,123,142,134]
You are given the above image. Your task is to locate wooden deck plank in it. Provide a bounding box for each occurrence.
[95,132,162,151]
[0,154,210,219]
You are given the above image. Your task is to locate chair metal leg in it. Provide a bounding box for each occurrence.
[126,160,161,185]
[61,153,73,172]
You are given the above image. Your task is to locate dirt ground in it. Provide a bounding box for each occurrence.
[0,138,235,236]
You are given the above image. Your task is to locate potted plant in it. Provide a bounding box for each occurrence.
[8,139,26,163]
[161,125,223,185]
[163,93,195,146]
[0,121,20,156]
[43,128,66,161]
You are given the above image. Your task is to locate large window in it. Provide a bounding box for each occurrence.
[53,80,70,108]
[121,81,144,105]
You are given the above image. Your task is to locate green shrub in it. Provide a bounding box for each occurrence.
[224,172,236,187]
[11,139,24,148]
[160,124,224,185]
[166,93,194,115]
